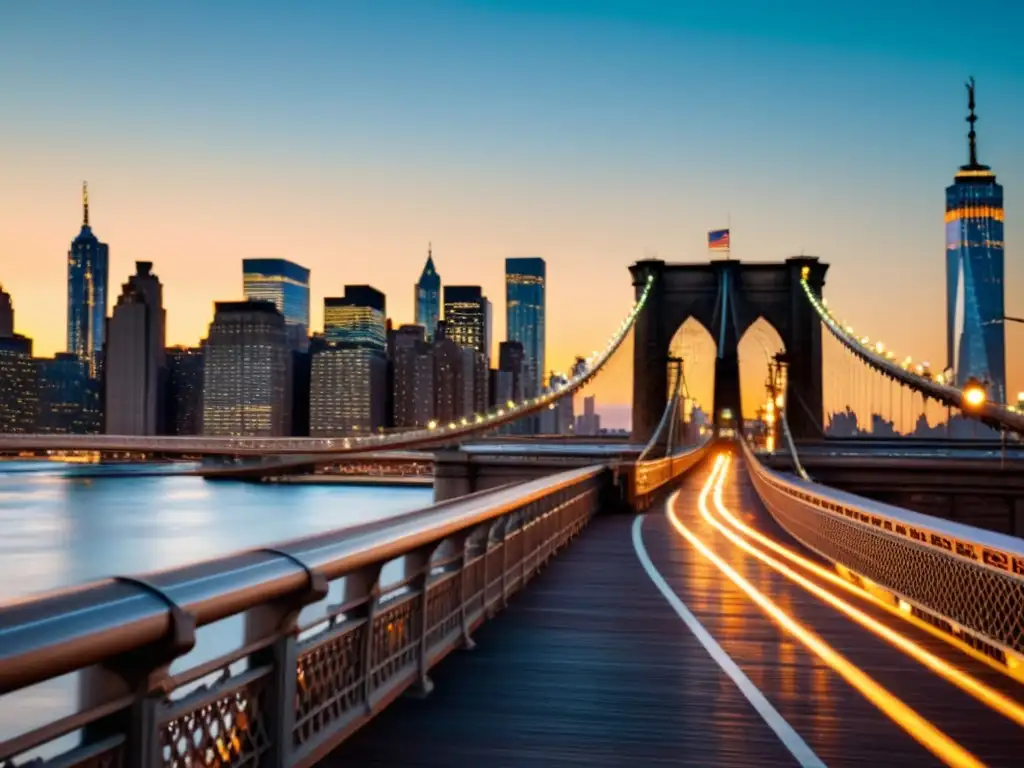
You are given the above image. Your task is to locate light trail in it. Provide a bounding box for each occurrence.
[703,456,1024,729]
[666,457,985,768]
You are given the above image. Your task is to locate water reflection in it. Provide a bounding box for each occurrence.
[0,466,432,744]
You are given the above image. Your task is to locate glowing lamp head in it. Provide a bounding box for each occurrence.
[963,378,987,409]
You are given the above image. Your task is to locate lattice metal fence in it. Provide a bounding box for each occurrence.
[745,442,1024,660]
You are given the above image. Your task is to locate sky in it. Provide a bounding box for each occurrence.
[1,0,1023,429]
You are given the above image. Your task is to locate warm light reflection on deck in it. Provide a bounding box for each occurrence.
[666,456,985,768]
[709,456,1024,721]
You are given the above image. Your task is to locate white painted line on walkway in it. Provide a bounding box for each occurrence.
[632,503,827,768]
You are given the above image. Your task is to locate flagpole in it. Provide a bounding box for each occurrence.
[727,212,732,260]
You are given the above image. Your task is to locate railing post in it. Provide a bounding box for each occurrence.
[338,565,383,715]
[404,544,441,698]
[79,578,197,766]
[244,549,329,768]
[487,516,509,615]
[449,525,486,651]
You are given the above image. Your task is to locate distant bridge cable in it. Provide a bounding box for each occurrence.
[801,278,1024,437]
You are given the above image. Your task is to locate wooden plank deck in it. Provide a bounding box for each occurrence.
[324,455,1024,767]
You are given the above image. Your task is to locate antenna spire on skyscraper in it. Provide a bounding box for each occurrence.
[966,77,979,167]
[82,181,89,226]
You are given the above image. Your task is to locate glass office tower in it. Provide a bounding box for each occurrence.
[67,183,109,378]
[242,258,310,351]
[505,257,545,397]
[415,246,441,342]
[443,286,490,360]
[314,286,387,435]
[323,286,387,351]
[945,80,1006,402]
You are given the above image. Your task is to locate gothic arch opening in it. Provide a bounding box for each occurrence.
[667,317,716,437]
[738,317,786,434]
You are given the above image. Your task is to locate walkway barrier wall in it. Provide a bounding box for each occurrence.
[742,439,1024,667]
[626,442,711,510]
[0,465,610,768]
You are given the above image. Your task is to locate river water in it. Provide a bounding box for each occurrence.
[0,461,433,749]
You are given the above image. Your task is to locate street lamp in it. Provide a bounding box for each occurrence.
[962,377,987,410]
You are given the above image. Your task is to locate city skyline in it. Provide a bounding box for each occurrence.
[2,2,1023,427]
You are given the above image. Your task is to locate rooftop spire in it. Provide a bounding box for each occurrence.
[82,181,89,226]
[966,77,979,167]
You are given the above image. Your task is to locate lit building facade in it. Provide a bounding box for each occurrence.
[37,353,101,434]
[505,257,545,397]
[415,246,441,342]
[67,183,109,378]
[165,346,204,435]
[392,324,434,428]
[312,286,387,436]
[946,79,1006,402]
[443,286,490,361]
[309,340,386,436]
[242,258,310,351]
[0,335,38,433]
[432,328,475,423]
[202,301,291,436]
[324,286,386,351]
[105,262,166,435]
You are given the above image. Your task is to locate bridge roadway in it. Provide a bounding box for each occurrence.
[327,450,1024,767]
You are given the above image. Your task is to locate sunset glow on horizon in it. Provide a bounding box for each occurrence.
[3,1,1022,428]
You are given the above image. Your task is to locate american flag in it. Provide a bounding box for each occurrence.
[708,229,730,251]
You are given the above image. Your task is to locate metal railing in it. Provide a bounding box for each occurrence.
[0,466,610,767]
[627,442,710,510]
[741,439,1024,667]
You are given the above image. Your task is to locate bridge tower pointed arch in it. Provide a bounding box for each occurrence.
[630,256,828,441]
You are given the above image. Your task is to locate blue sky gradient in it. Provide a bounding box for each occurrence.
[2,1,1022,424]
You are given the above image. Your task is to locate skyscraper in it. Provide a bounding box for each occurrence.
[324,286,387,350]
[946,78,1006,402]
[202,301,291,436]
[443,286,490,359]
[575,395,601,436]
[165,346,204,435]
[242,259,310,351]
[312,286,388,436]
[67,183,109,378]
[415,245,441,342]
[36,354,101,434]
[0,285,13,338]
[309,340,387,435]
[392,324,434,428]
[0,335,38,433]
[505,258,545,397]
[105,262,166,435]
